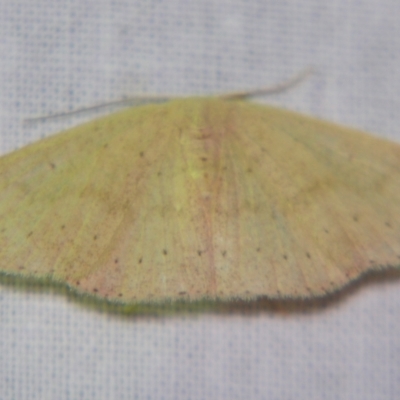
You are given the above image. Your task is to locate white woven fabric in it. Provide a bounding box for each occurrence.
[0,1,399,399]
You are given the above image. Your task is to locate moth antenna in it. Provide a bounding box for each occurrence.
[218,66,314,100]
[23,96,172,123]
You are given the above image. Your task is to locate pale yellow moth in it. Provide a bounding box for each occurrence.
[0,91,399,306]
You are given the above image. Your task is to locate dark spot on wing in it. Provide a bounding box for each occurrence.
[163,249,168,255]
[306,252,311,259]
